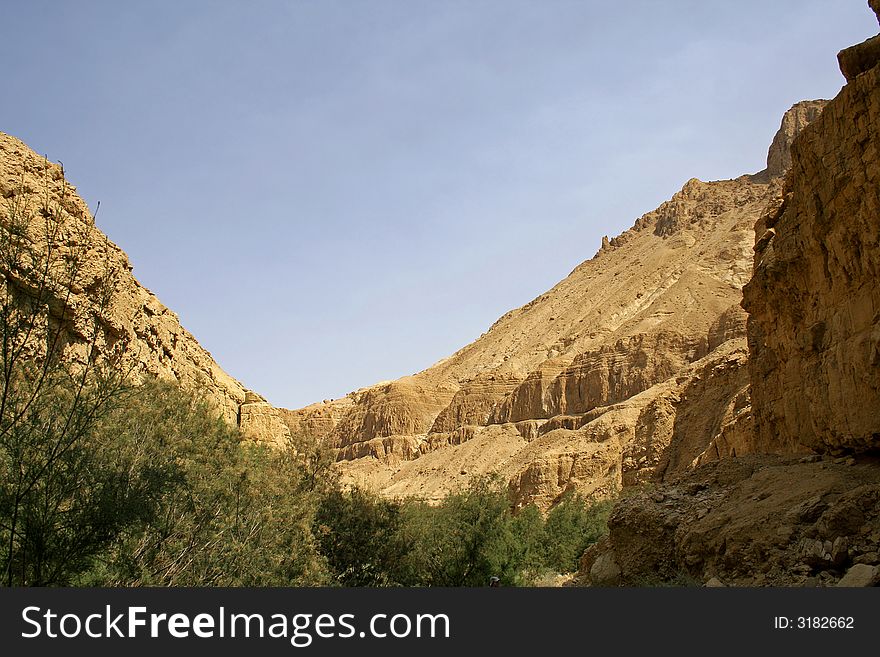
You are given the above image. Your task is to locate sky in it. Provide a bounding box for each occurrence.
[1,1,875,408]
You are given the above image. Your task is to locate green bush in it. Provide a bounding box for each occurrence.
[313,476,614,587]
[314,487,408,587]
[398,476,519,586]
[87,381,326,586]
[541,492,613,573]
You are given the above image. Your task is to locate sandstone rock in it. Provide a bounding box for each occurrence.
[707,303,748,351]
[430,374,522,432]
[492,331,706,425]
[601,456,880,586]
[579,536,610,577]
[854,551,879,565]
[239,400,292,447]
[836,564,879,587]
[280,65,825,511]
[311,169,786,505]
[763,101,828,178]
[838,35,880,82]
[281,397,353,442]
[327,379,456,451]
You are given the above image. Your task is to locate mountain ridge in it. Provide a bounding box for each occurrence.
[276,100,827,506]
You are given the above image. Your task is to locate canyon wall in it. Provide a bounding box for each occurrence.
[743,31,880,456]
[583,4,880,587]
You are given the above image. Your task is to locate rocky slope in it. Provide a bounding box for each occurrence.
[281,101,826,507]
[582,4,880,587]
[581,454,880,587]
[0,132,279,441]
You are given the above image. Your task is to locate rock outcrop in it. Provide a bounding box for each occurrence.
[577,454,880,587]
[763,100,828,179]
[0,132,285,443]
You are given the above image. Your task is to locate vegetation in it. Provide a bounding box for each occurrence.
[314,479,612,587]
[84,382,328,586]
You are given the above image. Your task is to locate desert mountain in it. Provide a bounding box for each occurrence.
[278,101,826,507]
[0,93,835,517]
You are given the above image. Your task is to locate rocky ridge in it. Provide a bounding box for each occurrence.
[1,102,823,504]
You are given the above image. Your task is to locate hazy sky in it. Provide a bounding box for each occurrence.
[1,1,875,407]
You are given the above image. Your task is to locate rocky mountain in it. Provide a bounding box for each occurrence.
[582,4,880,587]
[276,100,827,508]
[0,133,251,430]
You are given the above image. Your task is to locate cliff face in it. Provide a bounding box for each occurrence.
[743,32,880,456]
[584,4,880,587]
[285,102,824,507]
[0,133,253,432]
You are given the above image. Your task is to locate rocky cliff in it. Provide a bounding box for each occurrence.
[283,101,825,507]
[582,3,880,587]
[743,39,880,456]
[0,132,272,439]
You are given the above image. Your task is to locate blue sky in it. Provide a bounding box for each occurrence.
[1,1,875,407]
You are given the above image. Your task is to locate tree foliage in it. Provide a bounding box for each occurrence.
[0,163,327,586]
[0,164,131,585]
[313,477,612,587]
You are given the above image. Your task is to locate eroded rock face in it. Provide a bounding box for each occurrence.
[239,392,292,447]
[588,8,880,587]
[280,398,353,443]
[492,331,706,424]
[743,48,880,455]
[326,379,457,451]
[0,132,250,427]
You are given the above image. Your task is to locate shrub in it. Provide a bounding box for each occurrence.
[541,493,613,573]
[314,487,408,586]
[89,381,326,586]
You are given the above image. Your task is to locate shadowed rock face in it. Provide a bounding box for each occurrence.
[579,455,880,587]
[838,2,880,82]
[744,30,880,456]
[282,100,826,508]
